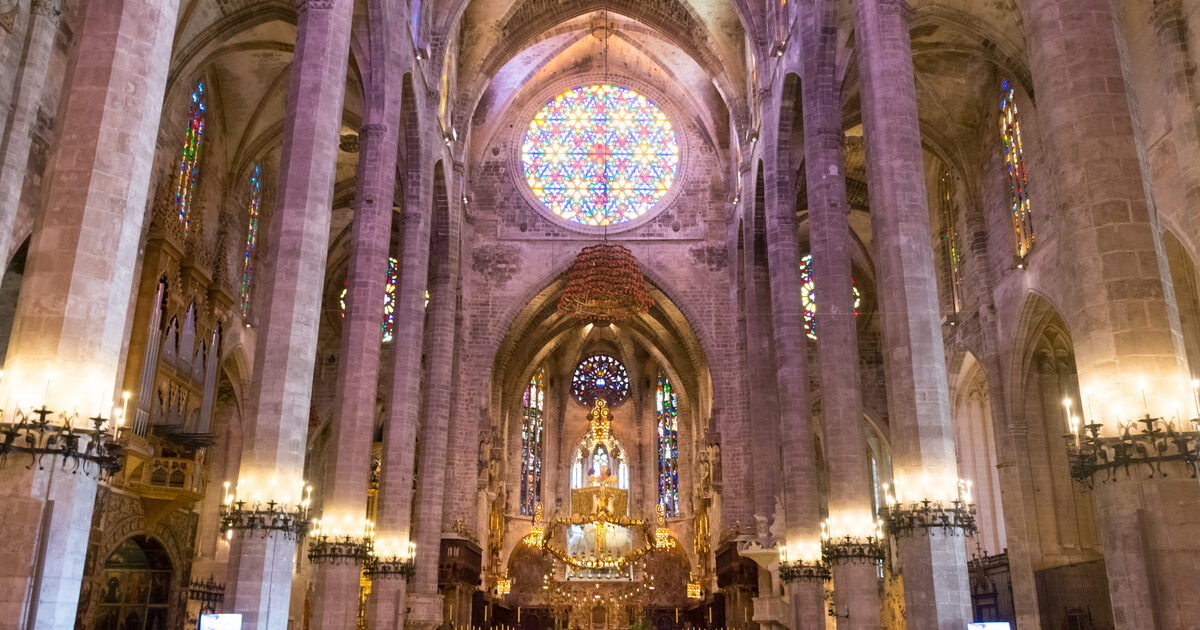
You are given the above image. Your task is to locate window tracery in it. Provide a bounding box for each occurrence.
[520,368,546,515]
[1001,79,1034,258]
[174,81,206,235]
[571,355,630,406]
[656,371,680,517]
[939,171,963,312]
[240,164,262,315]
[522,85,679,226]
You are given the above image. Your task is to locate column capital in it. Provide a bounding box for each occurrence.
[877,0,913,20]
[29,0,58,18]
[297,0,336,14]
[359,123,389,138]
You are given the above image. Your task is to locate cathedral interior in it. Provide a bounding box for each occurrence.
[0,0,1199,629]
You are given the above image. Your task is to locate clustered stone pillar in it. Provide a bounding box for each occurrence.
[800,0,881,626]
[368,139,436,629]
[1018,0,1200,626]
[224,1,354,628]
[0,0,59,269]
[760,124,824,628]
[408,169,462,630]
[309,115,401,628]
[851,0,972,627]
[0,0,180,627]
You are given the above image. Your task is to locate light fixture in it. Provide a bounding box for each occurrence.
[558,243,653,321]
[523,502,545,546]
[0,406,124,479]
[881,478,977,539]
[686,574,703,599]
[219,479,311,539]
[496,570,512,595]
[654,503,674,550]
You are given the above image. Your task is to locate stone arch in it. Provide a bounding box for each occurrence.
[1163,229,1200,379]
[1010,293,1102,566]
[950,352,1006,556]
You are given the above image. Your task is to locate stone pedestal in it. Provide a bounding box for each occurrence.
[404,591,444,630]
[365,578,408,630]
[311,562,366,630]
[0,464,99,630]
[225,533,298,630]
[787,582,826,630]
[751,594,790,630]
[894,535,971,629]
[1089,465,1200,627]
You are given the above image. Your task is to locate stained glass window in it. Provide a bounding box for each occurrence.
[339,257,399,342]
[1001,79,1033,258]
[520,368,546,516]
[240,165,262,315]
[939,172,963,312]
[175,81,206,235]
[521,85,679,226]
[800,254,862,340]
[656,371,680,517]
[571,355,630,405]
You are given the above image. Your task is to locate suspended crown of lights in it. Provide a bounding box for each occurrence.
[558,243,654,321]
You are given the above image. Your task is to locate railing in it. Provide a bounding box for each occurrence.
[125,454,205,499]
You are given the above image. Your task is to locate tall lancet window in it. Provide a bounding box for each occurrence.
[175,81,206,235]
[1001,79,1033,259]
[240,164,262,315]
[520,368,546,516]
[656,370,680,517]
[939,171,963,312]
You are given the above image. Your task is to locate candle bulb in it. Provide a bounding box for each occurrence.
[1063,397,1073,432]
[1191,379,1199,419]
[1140,380,1149,416]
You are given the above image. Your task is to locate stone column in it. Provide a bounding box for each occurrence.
[224,1,354,628]
[800,0,880,626]
[0,0,58,269]
[309,116,401,628]
[742,209,782,519]
[761,115,824,628]
[407,166,461,630]
[0,0,179,627]
[1018,0,1200,626]
[367,143,435,629]
[851,0,971,627]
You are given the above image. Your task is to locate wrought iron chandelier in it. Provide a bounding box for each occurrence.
[558,243,653,321]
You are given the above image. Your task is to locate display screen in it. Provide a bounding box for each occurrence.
[200,613,242,630]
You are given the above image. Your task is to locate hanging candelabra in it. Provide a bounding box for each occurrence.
[820,517,886,564]
[307,517,373,564]
[1061,391,1200,487]
[881,478,977,539]
[777,543,830,583]
[364,539,416,580]
[0,407,123,479]
[219,479,312,539]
